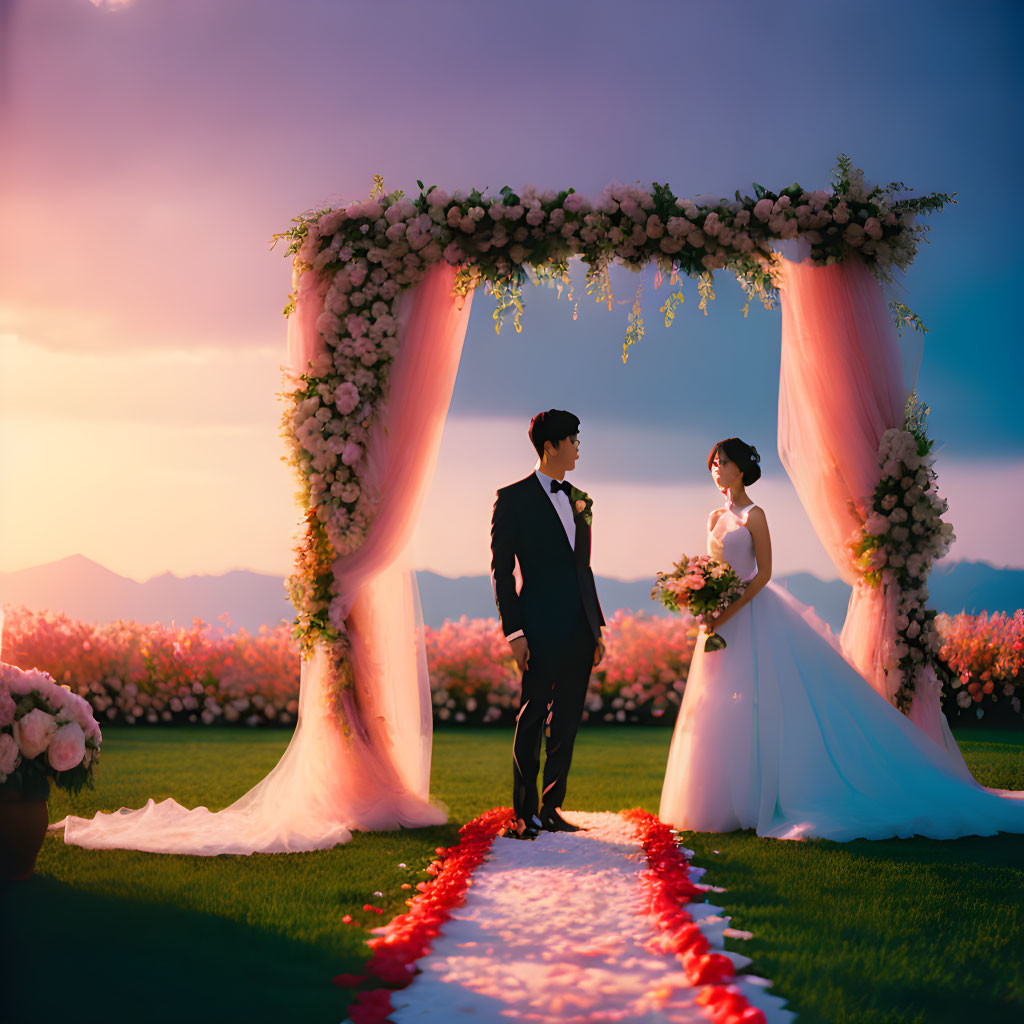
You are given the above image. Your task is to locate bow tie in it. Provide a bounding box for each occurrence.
[549,479,572,496]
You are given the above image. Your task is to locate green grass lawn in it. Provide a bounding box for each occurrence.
[2,726,1022,1024]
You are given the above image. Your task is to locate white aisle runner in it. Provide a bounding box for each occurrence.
[383,812,795,1023]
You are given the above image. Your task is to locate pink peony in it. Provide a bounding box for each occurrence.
[666,216,689,238]
[334,382,360,415]
[864,513,889,537]
[13,708,57,759]
[6,668,52,697]
[0,732,20,776]
[864,217,883,240]
[620,197,642,221]
[317,210,346,236]
[0,688,15,727]
[341,442,362,466]
[47,721,86,772]
[752,198,773,222]
[345,200,382,222]
[682,574,705,591]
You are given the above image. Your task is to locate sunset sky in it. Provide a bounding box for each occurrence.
[1,0,1021,586]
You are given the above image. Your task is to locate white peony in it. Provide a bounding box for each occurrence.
[13,708,57,759]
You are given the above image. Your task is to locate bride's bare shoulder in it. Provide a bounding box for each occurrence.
[746,505,769,528]
[707,507,726,528]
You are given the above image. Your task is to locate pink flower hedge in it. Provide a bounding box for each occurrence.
[426,611,698,725]
[586,611,697,723]
[2,605,1019,726]
[1,608,300,727]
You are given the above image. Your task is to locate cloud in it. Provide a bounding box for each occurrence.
[3,0,1020,581]
[0,333,286,429]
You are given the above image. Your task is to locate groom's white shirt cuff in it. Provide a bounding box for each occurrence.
[506,629,525,642]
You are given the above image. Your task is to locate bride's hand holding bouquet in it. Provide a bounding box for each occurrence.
[651,554,744,651]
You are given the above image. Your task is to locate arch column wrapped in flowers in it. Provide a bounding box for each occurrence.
[776,256,966,769]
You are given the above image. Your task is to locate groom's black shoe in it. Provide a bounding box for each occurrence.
[501,817,539,841]
[539,808,581,833]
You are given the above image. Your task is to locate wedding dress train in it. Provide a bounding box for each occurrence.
[659,504,1024,841]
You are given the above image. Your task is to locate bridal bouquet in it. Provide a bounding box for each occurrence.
[0,663,102,797]
[651,555,743,651]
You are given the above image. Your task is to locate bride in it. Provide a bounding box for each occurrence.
[659,437,1024,841]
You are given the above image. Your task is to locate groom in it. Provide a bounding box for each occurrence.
[490,409,605,839]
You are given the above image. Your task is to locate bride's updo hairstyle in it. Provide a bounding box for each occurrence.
[708,437,762,485]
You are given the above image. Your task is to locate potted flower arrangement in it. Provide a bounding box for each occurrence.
[0,663,102,879]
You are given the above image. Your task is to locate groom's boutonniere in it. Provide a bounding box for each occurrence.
[569,486,593,526]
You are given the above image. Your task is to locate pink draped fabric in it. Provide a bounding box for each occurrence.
[777,257,965,764]
[286,268,331,380]
[60,262,472,853]
[333,263,474,803]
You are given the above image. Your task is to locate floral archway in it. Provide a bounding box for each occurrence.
[269,156,959,832]
[60,158,960,854]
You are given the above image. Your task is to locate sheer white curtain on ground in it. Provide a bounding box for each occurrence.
[59,263,472,854]
[776,255,967,769]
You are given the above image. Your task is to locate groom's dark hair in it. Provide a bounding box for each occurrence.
[529,409,580,457]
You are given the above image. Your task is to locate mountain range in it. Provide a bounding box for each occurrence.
[1,554,1021,634]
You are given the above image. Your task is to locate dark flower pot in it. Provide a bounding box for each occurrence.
[0,777,51,881]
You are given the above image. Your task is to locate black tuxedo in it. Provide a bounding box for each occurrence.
[490,473,605,821]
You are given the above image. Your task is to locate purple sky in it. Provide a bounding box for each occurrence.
[1,0,1021,582]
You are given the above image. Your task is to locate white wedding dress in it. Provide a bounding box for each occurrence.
[660,504,1024,841]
